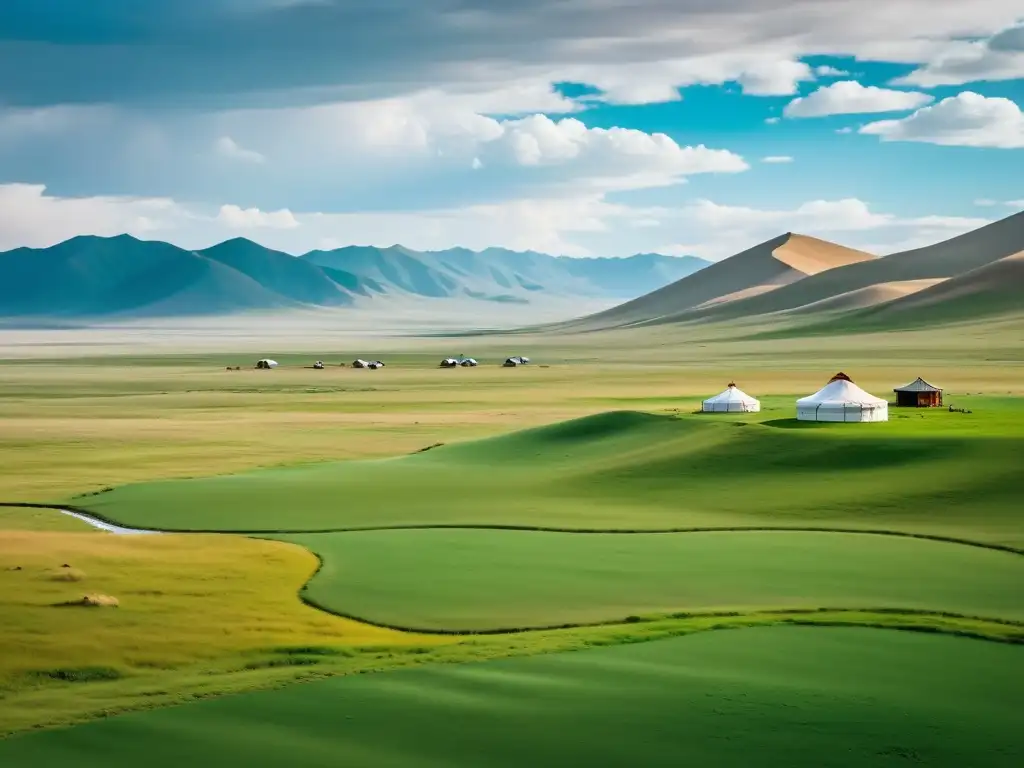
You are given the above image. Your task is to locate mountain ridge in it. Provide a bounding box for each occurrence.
[0,235,710,319]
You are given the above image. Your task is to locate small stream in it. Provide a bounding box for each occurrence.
[57,508,160,535]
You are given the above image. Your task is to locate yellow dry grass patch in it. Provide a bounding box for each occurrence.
[0,530,427,686]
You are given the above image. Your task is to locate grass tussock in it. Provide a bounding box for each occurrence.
[49,568,87,582]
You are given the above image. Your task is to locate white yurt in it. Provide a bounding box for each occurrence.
[255,359,278,369]
[459,358,478,367]
[352,359,369,368]
[796,372,888,423]
[440,358,459,368]
[702,382,760,413]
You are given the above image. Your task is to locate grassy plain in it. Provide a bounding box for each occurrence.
[282,529,1024,631]
[1,323,1022,745]
[3,627,1023,767]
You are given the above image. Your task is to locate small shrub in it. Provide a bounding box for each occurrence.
[56,593,119,607]
[50,568,86,582]
[270,645,354,657]
[244,657,323,670]
[35,666,122,683]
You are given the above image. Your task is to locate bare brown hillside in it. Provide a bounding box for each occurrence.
[567,233,876,330]
[682,210,1024,324]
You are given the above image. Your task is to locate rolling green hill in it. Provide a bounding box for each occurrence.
[77,407,1024,546]
[3,628,1021,767]
[281,528,1024,631]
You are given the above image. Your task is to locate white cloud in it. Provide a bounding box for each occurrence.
[815,65,850,77]
[1006,199,1024,209]
[897,24,1024,87]
[765,117,781,125]
[973,198,998,206]
[860,92,1024,148]
[835,126,854,134]
[761,155,793,163]
[479,115,749,189]
[0,184,999,263]
[662,198,991,259]
[0,184,189,251]
[216,205,299,229]
[215,136,266,163]
[784,81,933,118]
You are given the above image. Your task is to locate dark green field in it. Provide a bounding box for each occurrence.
[79,406,1024,546]
[279,529,1024,631]
[3,627,1021,768]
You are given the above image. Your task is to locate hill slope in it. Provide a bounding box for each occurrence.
[821,251,1024,332]
[567,233,877,330]
[689,210,1024,324]
[198,239,352,306]
[0,235,292,318]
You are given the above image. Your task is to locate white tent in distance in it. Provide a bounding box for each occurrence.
[797,372,888,423]
[702,383,760,413]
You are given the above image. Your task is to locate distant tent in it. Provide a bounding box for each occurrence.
[440,358,459,368]
[460,358,478,367]
[255,359,278,369]
[503,356,529,367]
[352,359,369,368]
[702,383,760,413]
[797,372,888,423]
[313,361,325,370]
[367,361,385,369]
[894,377,943,408]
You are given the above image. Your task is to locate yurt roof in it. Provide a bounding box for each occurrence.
[894,377,942,393]
[704,383,759,404]
[798,375,886,406]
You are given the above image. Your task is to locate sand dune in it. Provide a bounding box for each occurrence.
[788,279,947,314]
[685,210,1024,324]
[567,233,876,330]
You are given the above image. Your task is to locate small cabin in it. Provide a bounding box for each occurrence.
[893,377,943,407]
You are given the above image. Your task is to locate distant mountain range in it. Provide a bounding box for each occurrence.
[565,210,1024,333]
[0,236,710,318]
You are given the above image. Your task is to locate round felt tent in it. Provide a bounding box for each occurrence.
[702,383,760,413]
[796,372,888,423]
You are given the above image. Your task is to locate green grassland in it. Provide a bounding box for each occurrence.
[79,406,1024,547]
[280,529,1024,631]
[1,334,1023,753]
[3,627,1022,768]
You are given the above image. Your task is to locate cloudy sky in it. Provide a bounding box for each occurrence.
[0,0,1022,259]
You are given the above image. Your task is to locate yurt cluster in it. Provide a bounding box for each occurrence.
[701,373,944,423]
[251,355,531,371]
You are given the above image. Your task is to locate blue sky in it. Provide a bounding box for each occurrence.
[0,0,1021,259]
